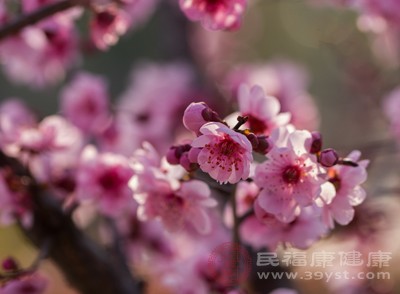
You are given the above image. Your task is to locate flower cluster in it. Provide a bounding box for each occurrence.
[172,83,369,249]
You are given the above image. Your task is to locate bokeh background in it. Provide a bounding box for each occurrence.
[1,0,400,293]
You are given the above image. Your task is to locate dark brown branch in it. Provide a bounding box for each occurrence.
[0,0,84,42]
[0,151,140,294]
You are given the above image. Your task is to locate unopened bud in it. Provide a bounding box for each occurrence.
[319,148,339,167]
[2,257,18,271]
[310,132,322,154]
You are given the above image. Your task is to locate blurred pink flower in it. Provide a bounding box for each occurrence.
[179,0,247,31]
[0,20,79,87]
[135,179,217,234]
[192,122,253,184]
[0,274,47,294]
[269,289,298,294]
[90,5,129,50]
[241,202,327,249]
[115,62,195,154]
[60,72,110,134]
[225,84,290,135]
[321,150,369,228]
[76,146,135,217]
[226,61,320,130]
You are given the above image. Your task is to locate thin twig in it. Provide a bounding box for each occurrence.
[0,0,82,42]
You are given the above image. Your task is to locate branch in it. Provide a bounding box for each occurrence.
[0,0,84,42]
[0,151,140,294]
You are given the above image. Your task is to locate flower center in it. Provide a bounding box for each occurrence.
[328,168,341,191]
[216,135,239,157]
[282,165,301,184]
[245,114,267,135]
[98,168,123,191]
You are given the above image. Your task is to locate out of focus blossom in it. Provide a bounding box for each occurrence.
[226,61,320,130]
[115,62,196,154]
[179,0,247,31]
[76,146,135,217]
[269,289,298,294]
[192,122,253,184]
[60,72,110,134]
[90,5,129,51]
[225,84,290,135]
[0,274,47,294]
[241,202,327,249]
[0,20,79,87]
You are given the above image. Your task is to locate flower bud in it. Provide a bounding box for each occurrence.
[188,147,201,163]
[166,147,180,165]
[319,148,339,167]
[180,152,196,172]
[183,102,208,134]
[254,136,272,154]
[2,257,18,271]
[310,131,322,154]
[246,133,259,149]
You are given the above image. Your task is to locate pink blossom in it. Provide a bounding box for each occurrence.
[0,20,78,87]
[135,179,217,234]
[0,274,47,294]
[226,61,320,130]
[192,122,253,184]
[60,72,110,134]
[179,0,247,31]
[90,5,129,51]
[76,146,135,217]
[321,151,369,228]
[241,201,327,249]
[116,62,195,154]
[225,84,290,135]
[254,130,333,222]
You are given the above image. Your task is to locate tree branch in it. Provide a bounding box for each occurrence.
[0,0,84,42]
[0,151,140,294]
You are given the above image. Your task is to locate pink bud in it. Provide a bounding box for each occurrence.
[310,132,322,154]
[319,148,339,167]
[166,147,180,165]
[188,147,201,163]
[254,136,272,154]
[183,102,208,134]
[179,152,193,172]
[2,257,18,271]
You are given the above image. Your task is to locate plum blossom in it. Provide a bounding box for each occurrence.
[241,201,327,249]
[114,62,196,154]
[131,143,217,233]
[226,61,320,130]
[0,20,79,87]
[76,146,135,217]
[254,130,334,222]
[225,84,290,135]
[192,122,253,184]
[60,72,110,134]
[179,0,247,31]
[321,151,369,228]
[269,289,298,294]
[135,178,217,234]
[90,5,129,51]
[0,274,47,294]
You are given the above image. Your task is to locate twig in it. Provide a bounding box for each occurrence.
[0,0,83,42]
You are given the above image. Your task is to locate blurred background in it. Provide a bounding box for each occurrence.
[1,0,400,293]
